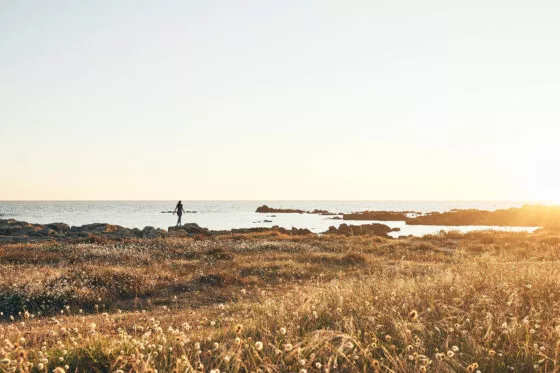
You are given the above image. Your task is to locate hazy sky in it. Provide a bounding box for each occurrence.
[1,1,559,201]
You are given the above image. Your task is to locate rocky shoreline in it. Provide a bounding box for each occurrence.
[256,205,338,215]
[0,218,399,243]
[4,204,554,243]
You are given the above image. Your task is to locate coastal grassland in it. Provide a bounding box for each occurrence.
[1,230,560,372]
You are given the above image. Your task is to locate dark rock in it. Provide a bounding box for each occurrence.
[343,211,410,221]
[141,226,167,238]
[70,223,121,234]
[256,205,305,213]
[324,223,396,237]
[44,223,70,233]
[310,209,338,215]
[230,226,314,236]
[168,223,211,236]
[256,205,337,215]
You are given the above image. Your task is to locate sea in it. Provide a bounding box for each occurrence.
[0,201,545,238]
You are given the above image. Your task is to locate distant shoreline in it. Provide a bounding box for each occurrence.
[257,204,558,228]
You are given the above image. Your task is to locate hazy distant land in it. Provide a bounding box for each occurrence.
[258,204,560,227]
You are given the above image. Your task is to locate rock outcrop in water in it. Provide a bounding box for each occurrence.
[256,205,305,214]
[343,211,411,221]
[256,205,337,215]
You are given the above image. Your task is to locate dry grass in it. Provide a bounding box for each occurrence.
[1,230,560,372]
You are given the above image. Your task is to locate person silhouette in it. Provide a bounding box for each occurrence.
[173,200,186,226]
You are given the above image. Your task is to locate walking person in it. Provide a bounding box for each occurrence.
[173,200,186,226]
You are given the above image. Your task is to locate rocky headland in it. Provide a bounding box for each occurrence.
[404,205,560,227]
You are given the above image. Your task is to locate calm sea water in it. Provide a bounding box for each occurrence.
[0,201,542,237]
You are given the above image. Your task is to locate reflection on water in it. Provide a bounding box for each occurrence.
[0,200,542,237]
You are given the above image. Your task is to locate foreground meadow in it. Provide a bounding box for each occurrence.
[1,230,560,372]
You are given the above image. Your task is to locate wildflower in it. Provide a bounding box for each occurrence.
[299,370,307,373]
[451,345,459,352]
[194,343,201,350]
[1,358,11,365]
[53,368,66,373]
[447,350,454,358]
[408,310,418,321]
[279,327,287,335]
[488,349,496,357]
[419,367,426,373]
[255,341,263,351]
[315,362,322,369]
[234,324,244,334]
[284,343,293,352]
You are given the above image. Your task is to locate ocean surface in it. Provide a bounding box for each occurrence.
[0,201,543,237]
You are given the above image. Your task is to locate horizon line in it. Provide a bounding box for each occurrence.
[0,199,555,203]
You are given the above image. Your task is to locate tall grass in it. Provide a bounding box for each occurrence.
[1,231,560,372]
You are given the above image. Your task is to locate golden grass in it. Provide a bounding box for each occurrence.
[1,230,560,372]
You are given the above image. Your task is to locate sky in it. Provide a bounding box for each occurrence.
[1,0,559,201]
